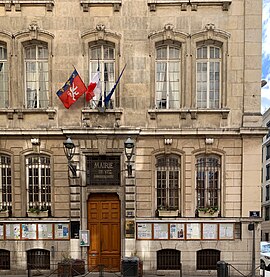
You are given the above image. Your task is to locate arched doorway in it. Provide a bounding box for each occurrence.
[87,193,121,272]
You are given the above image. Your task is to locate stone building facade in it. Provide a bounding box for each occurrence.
[262,108,270,243]
[0,0,264,275]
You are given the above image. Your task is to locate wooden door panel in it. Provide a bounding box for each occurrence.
[89,223,99,252]
[88,193,120,272]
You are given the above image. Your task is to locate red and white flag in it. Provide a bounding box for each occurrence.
[86,71,101,102]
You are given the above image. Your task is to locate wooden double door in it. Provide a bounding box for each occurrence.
[87,193,121,272]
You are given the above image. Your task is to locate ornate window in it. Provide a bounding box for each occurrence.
[0,44,8,108]
[191,24,230,111]
[148,24,188,111]
[0,155,12,214]
[26,155,51,213]
[89,43,115,109]
[196,44,221,108]
[197,249,220,270]
[196,155,221,210]
[156,155,180,210]
[155,42,181,109]
[24,42,49,108]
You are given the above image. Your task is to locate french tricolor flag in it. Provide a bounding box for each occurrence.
[86,70,101,102]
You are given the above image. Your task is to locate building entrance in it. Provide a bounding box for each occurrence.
[87,193,121,272]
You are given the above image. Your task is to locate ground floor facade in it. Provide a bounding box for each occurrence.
[0,132,262,276]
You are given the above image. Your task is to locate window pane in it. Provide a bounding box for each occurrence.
[156,155,180,210]
[26,155,51,213]
[89,44,115,109]
[196,155,220,209]
[196,45,221,108]
[0,45,8,108]
[25,45,49,108]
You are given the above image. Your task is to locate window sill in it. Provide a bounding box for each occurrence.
[198,210,219,217]
[0,210,9,218]
[158,210,179,217]
[148,108,230,120]
[2,0,54,11]
[80,0,121,12]
[147,0,231,11]
[0,108,56,120]
[82,108,123,121]
[27,210,48,218]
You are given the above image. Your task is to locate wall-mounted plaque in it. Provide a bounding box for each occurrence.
[86,156,120,186]
[186,223,201,239]
[137,223,152,239]
[38,224,53,239]
[126,220,135,238]
[219,223,234,239]
[154,223,168,239]
[54,223,69,239]
[80,230,90,246]
[6,224,21,239]
[22,224,37,240]
[170,223,185,239]
[202,223,218,240]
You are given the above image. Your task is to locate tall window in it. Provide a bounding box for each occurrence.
[26,155,51,212]
[156,155,180,210]
[89,43,115,109]
[0,44,8,108]
[196,45,221,109]
[196,155,220,209]
[155,44,180,109]
[24,43,49,108]
[0,155,12,213]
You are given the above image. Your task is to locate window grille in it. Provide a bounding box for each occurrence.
[156,155,180,210]
[157,249,181,270]
[197,249,220,270]
[267,164,270,181]
[196,155,220,209]
[155,43,181,109]
[89,43,115,109]
[196,45,221,109]
[0,249,10,269]
[27,249,50,270]
[24,43,49,108]
[0,154,12,213]
[0,44,9,108]
[26,155,51,213]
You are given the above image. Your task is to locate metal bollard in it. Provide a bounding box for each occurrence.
[99,264,104,277]
[217,261,228,277]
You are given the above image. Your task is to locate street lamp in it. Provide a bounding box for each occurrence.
[63,137,77,177]
[124,137,135,177]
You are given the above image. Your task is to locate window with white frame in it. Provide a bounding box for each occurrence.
[0,155,12,213]
[89,43,115,109]
[156,154,180,211]
[24,43,49,109]
[26,155,51,213]
[196,155,220,210]
[0,44,8,108]
[196,45,221,109]
[155,43,180,109]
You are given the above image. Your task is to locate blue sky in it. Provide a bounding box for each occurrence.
[261,0,270,113]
